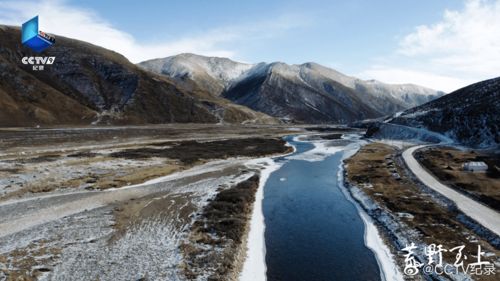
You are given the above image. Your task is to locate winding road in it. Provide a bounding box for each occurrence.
[402,145,500,236]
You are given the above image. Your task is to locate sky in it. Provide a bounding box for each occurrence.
[0,0,499,92]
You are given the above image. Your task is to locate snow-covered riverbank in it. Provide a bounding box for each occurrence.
[338,140,404,281]
[240,135,403,281]
[239,142,297,281]
[239,158,281,281]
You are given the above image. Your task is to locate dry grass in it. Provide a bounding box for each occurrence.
[181,175,260,281]
[110,138,292,165]
[345,143,499,280]
[110,192,197,243]
[0,240,61,281]
[87,162,183,190]
[414,147,500,211]
[1,137,291,201]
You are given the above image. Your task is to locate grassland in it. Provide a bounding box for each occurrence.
[345,143,499,280]
[414,146,500,211]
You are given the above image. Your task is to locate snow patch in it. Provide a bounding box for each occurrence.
[337,140,404,281]
[239,158,281,281]
[287,140,343,162]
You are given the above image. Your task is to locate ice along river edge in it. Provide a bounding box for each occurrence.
[239,135,403,281]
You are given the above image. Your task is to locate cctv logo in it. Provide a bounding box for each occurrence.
[21,16,56,71]
[22,16,55,52]
[22,57,55,64]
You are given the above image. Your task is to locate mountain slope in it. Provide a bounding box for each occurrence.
[0,26,276,126]
[140,53,253,96]
[223,62,381,123]
[300,62,443,113]
[140,54,444,123]
[389,77,500,148]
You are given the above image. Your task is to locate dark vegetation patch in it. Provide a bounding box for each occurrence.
[67,151,99,158]
[0,167,21,173]
[364,123,380,137]
[195,175,259,243]
[305,126,352,132]
[24,154,60,163]
[318,133,342,140]
[181,175,259,280]
[110,138,291,165]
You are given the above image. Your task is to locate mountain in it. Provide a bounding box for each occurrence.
[387,77,500,148]
[139,53,253,96]
[140,54,444,123]
[0,26,276,127]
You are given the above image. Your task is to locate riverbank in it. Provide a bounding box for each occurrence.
[344,142,500,281]
[0,126,301,281]
[240,134,388,281]
[239,139,297,281]
[338,140,404,281]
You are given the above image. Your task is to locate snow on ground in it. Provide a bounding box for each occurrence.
[0,155,165,198]
[0,163,249,281]
[370,123,453,145]
[375,139,417,149]
[337,140,404,281]
[240,135,403,281]
[287,137,343,162]
[0,159,248,238]
[239,158,281,281]
[359,211,404,281]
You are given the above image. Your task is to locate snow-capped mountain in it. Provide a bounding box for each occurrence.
[139,53,253,96]
[139,54,444,123]
[389,77,500,148]
[223,62,381,123]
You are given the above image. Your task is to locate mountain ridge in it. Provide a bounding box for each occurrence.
[139,54,444,123]
[387,76,500,148]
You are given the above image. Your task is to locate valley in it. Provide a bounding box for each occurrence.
[1,9,499,280]
[1,124,497,281]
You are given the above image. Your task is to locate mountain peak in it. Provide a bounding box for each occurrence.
[139,53,444,123]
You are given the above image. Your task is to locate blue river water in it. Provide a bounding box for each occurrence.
[263,136,381,281]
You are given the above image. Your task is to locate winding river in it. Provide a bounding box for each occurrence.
[262,136,381,281]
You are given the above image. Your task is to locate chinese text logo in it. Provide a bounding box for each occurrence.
[402,243,496,277]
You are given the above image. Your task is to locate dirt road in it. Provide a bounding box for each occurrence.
[403,145,500,236]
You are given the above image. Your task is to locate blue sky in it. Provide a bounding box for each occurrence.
[1,0,499,92]
[69,0,460,65]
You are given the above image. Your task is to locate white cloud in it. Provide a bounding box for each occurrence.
[361,0,500,92]
[0,0,305,63]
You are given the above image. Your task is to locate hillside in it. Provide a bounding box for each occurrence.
[140,54,444,123]
[388,77,500,148]
[0,26,276,126]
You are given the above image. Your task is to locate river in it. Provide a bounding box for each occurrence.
[262,136,381,281]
